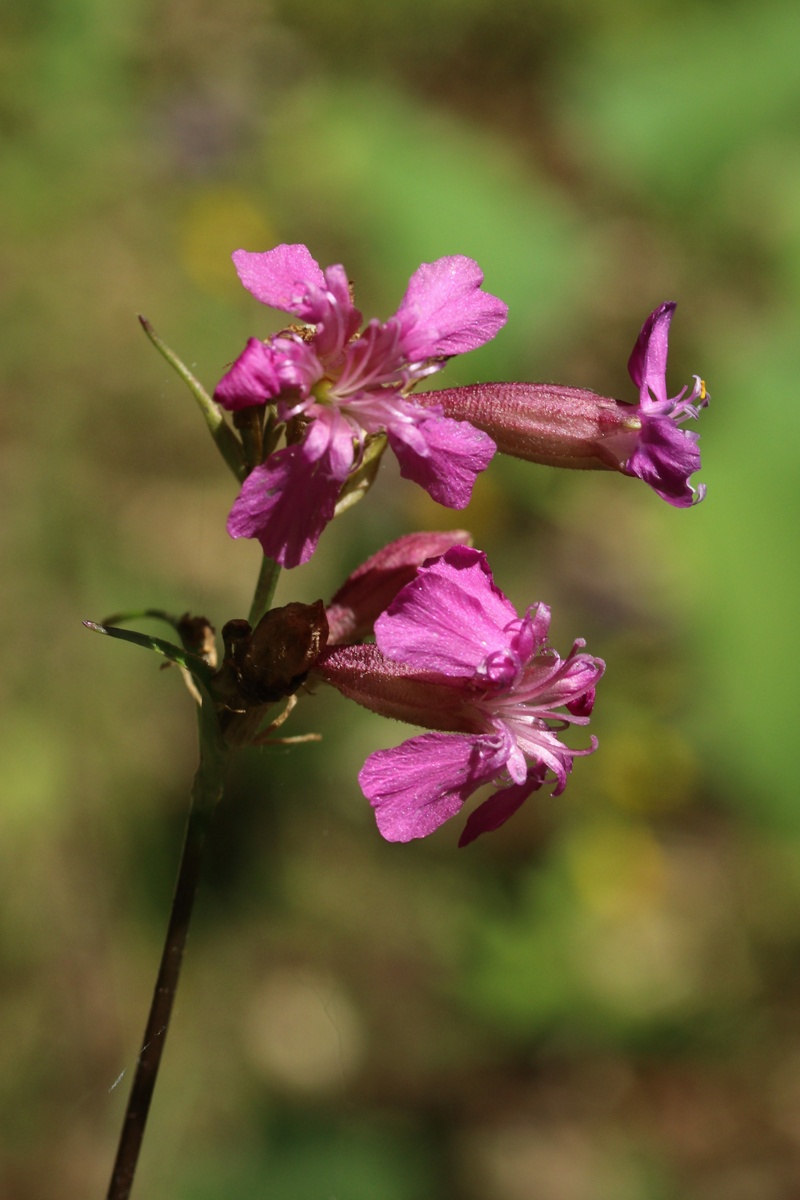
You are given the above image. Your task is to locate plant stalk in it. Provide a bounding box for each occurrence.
[248,553,281,627]
[105,707,227,1200]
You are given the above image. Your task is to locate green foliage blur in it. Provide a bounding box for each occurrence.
[3,0,800,1196]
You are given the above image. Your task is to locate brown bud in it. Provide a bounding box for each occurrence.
[176,613,217,667]
[218,601,329,709]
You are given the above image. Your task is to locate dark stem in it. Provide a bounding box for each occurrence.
[105,714,227,1200]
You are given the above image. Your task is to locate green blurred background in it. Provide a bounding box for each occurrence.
[3,0,800,1196]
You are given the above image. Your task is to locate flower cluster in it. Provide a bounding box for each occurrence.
[318,546,604,846]
[198,244,709,845]
[214,244,507,567]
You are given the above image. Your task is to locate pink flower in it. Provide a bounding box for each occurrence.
[215,244,507,567]
[419,301,708,508]
[317,546,604,846]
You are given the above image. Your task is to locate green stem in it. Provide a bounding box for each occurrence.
[104,704,229,1200]
[248,554,282,627]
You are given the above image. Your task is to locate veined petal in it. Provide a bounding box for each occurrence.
[511,726,576,795]
[395,256,508,360]
[510,606,549,664]
[227,412,354,567]
[517,643,605,713]
[387,409,495,509]
[627,301,675,410]
[326,530,472,644]
[214,338,283,410]
[625,414,703,507]
[321,263,354,312]
[361,730,512,842]
[505,738,528,785]
[232,244,325,317]
[458,772,546,847]
[303,407,356,472]
[305,264,363,356]
[374,546,519,677]
[272,337,325,408]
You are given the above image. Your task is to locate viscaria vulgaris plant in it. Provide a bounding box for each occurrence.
[89,243,709,1199]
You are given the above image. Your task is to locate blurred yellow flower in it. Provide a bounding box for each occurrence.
[179,188,275,296]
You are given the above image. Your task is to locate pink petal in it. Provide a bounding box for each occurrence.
[521,643,605,714]
[625,413,703,507]
[326,530,472,644]
[512,727,576,795]
[627,301,675,409]
[395,256,508,360]
[303,264,363,354]
[374,546,519,677]
[214,337,283,411]
[360,730,511,842]
[388,409,495,509]
[458,773,546,847]
[226,414,354,567]
[232,244,326,318]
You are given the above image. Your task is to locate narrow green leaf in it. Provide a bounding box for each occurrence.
[83,620,216,687]
[138,316,247,482]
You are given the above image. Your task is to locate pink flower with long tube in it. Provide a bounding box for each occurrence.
[317,546,604,846]
[214,244,507,567]
[421,301,708,507]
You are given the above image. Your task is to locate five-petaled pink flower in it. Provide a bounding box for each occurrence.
[422,301,708,508]
[316,546,604,847]
[214,244,507,567]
